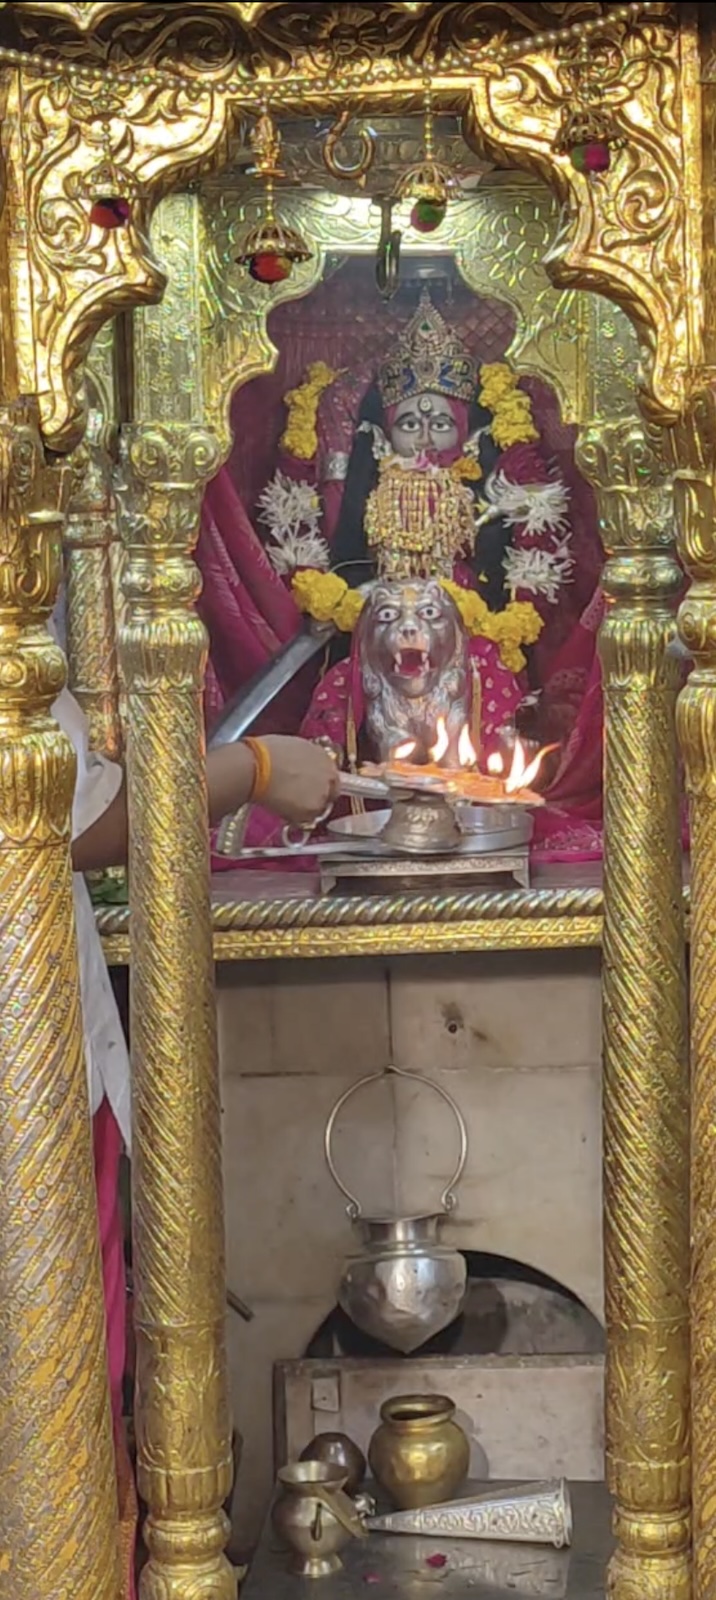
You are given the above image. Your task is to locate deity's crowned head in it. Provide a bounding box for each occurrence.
[378,290,477,463]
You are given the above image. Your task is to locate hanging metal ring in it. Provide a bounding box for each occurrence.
[324,1064,468,1220]
[323,112,376,186]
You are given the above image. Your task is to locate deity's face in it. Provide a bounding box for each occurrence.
[389,393,460,459]
[359,577,465,701]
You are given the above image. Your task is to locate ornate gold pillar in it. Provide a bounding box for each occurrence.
[0,399,119,1597]
[64,409,123,762]
[672,390,716,1600]
[117,421,236,1600]
[579,421,690,1600]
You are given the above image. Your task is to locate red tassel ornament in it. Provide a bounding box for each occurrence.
[248,252,293,284]
[89,196,132,230]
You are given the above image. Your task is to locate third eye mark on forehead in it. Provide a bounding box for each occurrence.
[395,407,454,426]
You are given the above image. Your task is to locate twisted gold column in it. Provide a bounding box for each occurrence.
[672,391,716,1600]
[580,422,690,1600]
[65,409,123,761]
[0,399,119,1597]
[118,423,236,1600]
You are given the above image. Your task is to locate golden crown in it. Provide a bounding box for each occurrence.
[378,290,477,409]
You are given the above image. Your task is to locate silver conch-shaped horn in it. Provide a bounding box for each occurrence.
[365,1480,573,1549]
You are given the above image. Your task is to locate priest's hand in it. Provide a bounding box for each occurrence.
[259,735,340,826]
[71,734,341,873]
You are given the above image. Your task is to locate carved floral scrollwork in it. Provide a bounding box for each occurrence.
[13,2,611,67]
[1,67,229,453]
[116,423,222,693]
[465,10,690,423]
[577,419,676,552]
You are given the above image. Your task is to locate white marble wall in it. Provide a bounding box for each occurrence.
[217,948,603,1551]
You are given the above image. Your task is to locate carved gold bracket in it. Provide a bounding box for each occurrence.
[465,10,697,422]
[0,65,230,451]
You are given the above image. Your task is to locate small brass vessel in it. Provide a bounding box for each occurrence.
[272,1461,365,1578]
[380,786,462,854]
[300,1432,367,1497]
[368,1394,470,1511]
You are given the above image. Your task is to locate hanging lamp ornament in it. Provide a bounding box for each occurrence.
[80,93,139,230]
[554,33,625,176]
[395,75,457,235]
[236,109,312,285]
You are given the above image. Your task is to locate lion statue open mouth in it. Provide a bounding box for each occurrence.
[357,578,469,763]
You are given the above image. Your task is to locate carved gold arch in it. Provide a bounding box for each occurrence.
[0,1,693,449]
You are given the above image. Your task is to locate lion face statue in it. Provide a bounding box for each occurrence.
[357,578,469,762]
[359,578,464,701]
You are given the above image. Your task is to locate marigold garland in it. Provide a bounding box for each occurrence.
[478,361,539,450]
[283,358,537,466]
[281,362,342,461]
[291,569,542,673]
[451,454,482,483]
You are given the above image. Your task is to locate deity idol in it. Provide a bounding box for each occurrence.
[200,284,612,868]
[262,292,573,768]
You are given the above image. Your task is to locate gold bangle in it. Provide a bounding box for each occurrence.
[243,737,272,804]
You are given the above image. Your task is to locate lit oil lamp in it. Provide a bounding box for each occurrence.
[373,717,556,808]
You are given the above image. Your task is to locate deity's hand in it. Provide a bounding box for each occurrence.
[262,735,340,826]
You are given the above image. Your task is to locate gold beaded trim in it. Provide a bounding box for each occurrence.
[0,3,662,101]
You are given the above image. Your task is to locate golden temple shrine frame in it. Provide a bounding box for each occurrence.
[0,3,715,1599]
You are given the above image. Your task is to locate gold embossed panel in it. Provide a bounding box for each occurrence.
[133,141,641,452]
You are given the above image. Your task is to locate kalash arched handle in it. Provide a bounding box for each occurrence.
[324,1065,468,1220]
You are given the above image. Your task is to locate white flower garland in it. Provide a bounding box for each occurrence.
[477,471,571,539]
[257,471,330,576]
[503,540,575,604]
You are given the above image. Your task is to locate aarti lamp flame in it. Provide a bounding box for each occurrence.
[504,738,557,796]
[429,718,450,764]
[393,740,416,762]
[457,724,478,769]
[487,752,504,776]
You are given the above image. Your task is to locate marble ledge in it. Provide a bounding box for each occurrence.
[95,863,691,965]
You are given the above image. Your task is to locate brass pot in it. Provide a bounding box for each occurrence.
[368,1394,470,1511]
[272,1462,365,1578]
[300,1433,367,1497]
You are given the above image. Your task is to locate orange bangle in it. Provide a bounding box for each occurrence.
[243,737,272,803]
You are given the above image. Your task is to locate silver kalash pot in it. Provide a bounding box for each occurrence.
[324,1066,468,1354]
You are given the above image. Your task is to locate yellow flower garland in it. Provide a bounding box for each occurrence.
[281,362,343,461]
[282,358,536,466]
[479,362,539,450]
[291,570,543,674]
